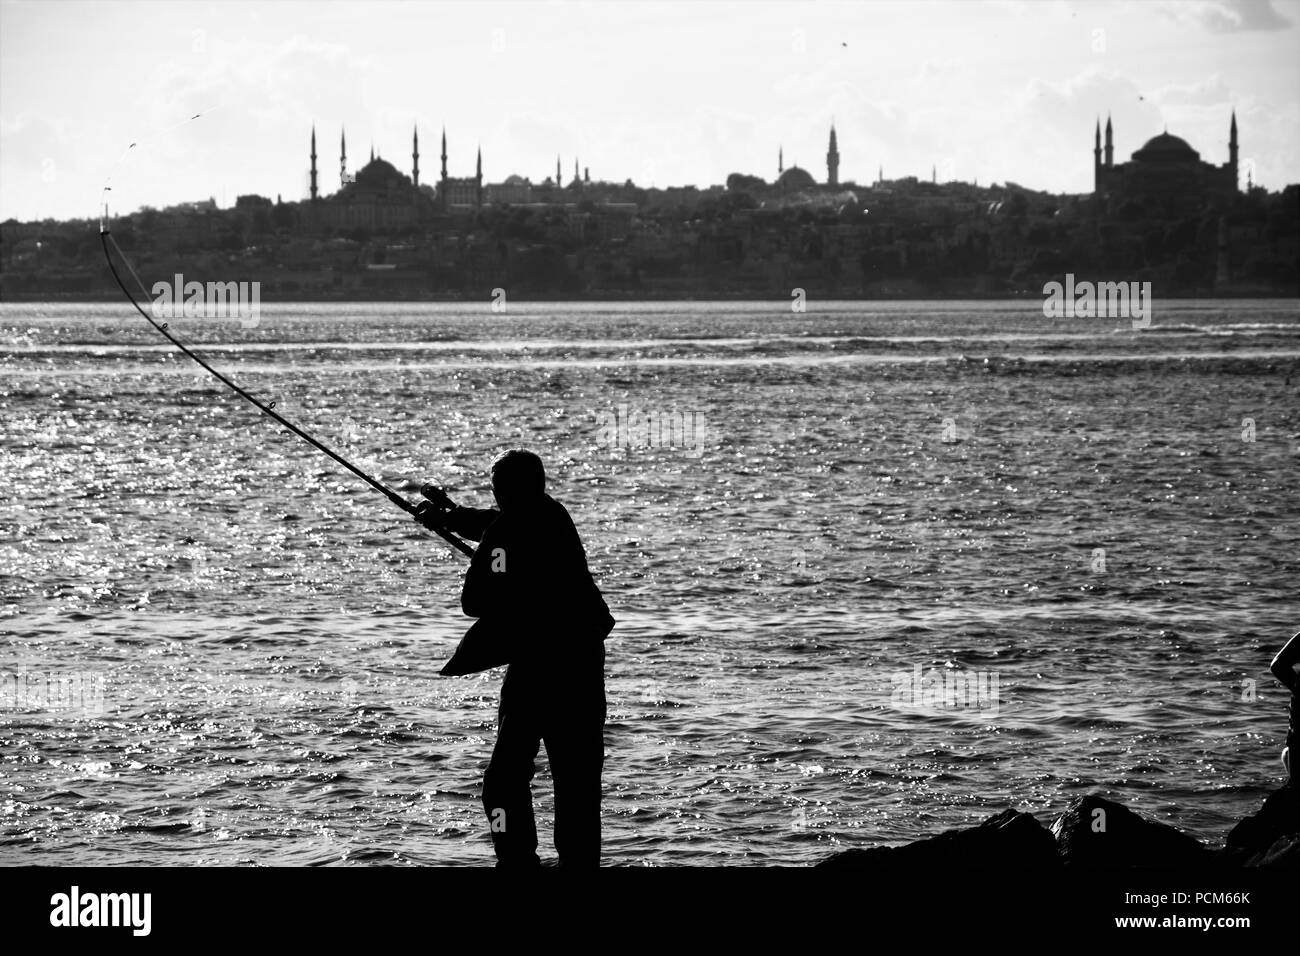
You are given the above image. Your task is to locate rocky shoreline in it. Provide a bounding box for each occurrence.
[817,785,1299,868]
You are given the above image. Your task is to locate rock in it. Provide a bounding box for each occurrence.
[1051,794,1208,866]
[1225,784,1300,855]
[816,808,1059,869]
[1243,833,1300,866]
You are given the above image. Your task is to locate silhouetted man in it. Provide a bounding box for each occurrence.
[416,450,612,865]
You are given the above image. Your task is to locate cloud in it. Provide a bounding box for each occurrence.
[1162,0,1293,33]
[1009,68,1164,133]
[136,34,371,135]
[0,112,90,222]
[1149,75,1234,106]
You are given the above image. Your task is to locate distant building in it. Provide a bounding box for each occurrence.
[296,121,534,229]
[489,174,534,204]
[827,123,839,186]
[438,128,483,211]
[777,166,817,192]
[770,124,847,195]
[306,125,436,231]
[1093,112,1239,214]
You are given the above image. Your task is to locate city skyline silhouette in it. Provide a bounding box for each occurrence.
[3,0,1298,221]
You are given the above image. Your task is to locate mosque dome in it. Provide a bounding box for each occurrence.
[1131,132,1201,163]
[355,158,406,186]
[777,166,816,190]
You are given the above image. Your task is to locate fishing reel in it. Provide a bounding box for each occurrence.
[418,483,458,515]
[412,484,458,534]
[410,484,474,557]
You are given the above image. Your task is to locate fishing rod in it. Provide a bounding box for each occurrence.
[98,194,474,558]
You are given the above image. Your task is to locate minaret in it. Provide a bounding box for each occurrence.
[778,145,784,175]
[340,128,347,186]
[413,126,420,188]
[1229,109,1239,190]
[1094,117,1102,190]
[309,126,318,200]
[574,158,579,186]
[369,144,374,164]
[878,164,883,185]
[476,146,483,207]
[932,164,936,184]
[826,124,839,187]
[556,155,561,186]
[440,126,449,212]
[1104,114,1114,168]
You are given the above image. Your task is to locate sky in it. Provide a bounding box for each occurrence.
[2,0,1298,222]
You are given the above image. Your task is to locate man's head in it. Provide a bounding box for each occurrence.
[490,449,546,512]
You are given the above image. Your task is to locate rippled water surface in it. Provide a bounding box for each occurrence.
[2,300,1298,865]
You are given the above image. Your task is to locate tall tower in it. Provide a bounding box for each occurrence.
[340,128,347,186]
[1093,117,1102,190]
[556,155,561,186]
[1229,109,1239,190]
[932,164,936,184]
[778,145,784,175]
[1104,114,1114,168]
[309,126,318,200]
[476,146,483,207]
[573,158,579,186]
[440,126,449,212]
[413,126,420,188]
[826,124,840,186]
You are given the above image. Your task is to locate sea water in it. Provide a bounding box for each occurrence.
[1,299,1297,865]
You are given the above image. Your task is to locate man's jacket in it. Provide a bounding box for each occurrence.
[439,495,613,685]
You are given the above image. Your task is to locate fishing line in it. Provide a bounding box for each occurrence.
[98,114,474,558]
